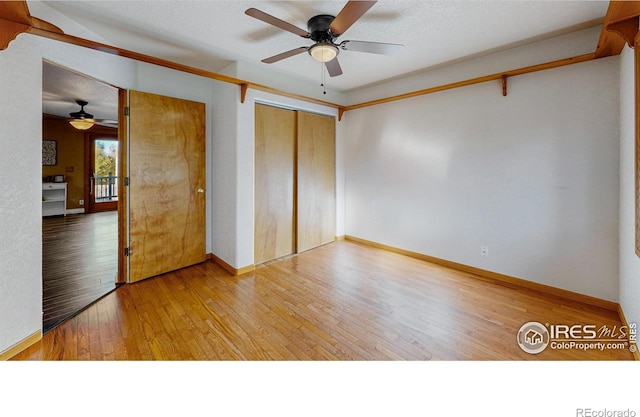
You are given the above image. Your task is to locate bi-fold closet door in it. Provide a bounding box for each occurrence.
[254,103,336,265]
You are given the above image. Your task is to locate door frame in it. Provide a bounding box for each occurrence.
[117,88,128,284]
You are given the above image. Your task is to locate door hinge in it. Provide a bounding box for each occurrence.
[124,106,130,116]
[124,247,131,257]
[124,177,130,186]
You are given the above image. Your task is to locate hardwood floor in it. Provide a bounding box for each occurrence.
[42,211,117,333]
[17,240,633,360]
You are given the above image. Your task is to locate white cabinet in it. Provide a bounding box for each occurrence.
[42,182,67,217]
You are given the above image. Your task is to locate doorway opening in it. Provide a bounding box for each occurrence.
[42,61,120,333]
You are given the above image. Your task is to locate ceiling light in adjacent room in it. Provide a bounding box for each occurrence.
[69,119,95,130]
[68,100,95,130]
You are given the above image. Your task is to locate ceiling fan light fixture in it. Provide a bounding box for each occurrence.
[69,99,95,130]
[69,118,95,130]
[309,43,338,62]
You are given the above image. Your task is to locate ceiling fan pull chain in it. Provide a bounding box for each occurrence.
[321,61,327,95]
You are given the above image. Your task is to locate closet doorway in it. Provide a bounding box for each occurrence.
[254,103,336,265]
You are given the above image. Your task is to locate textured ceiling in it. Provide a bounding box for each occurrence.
[33,1,609,119]
[42,61,119,122]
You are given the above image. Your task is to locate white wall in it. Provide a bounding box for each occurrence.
[618,46,640,327]
[347,26,601,105]
[210,81,240,267]
[345,56,620,301]
[0,35,44,351]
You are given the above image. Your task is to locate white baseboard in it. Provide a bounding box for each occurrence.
[66,208,85,215]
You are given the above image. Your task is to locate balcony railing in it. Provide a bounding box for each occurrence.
[94,173,118,202]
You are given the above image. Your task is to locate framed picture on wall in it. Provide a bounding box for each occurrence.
[42,140,57,166]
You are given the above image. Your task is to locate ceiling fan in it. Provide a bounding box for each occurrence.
[245,1,404,77]
[68,100,117,130]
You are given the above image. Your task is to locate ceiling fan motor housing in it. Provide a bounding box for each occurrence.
[70,99,93,119]
[308,15,336,41]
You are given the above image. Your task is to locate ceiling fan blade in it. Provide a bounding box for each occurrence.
[341,40,404,55]
[329,1,377,36]
[262,47,309,64]
[245,8,310,38]
[95,119,118,127]
[325,57,343,77]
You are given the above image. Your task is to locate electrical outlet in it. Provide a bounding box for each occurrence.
[481,246,489,257]
[79,199,84,206]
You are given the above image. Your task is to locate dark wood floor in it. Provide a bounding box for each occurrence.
[42,211,117,333]
[16,239,634,360]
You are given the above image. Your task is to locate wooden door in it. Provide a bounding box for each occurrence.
[254,104,296,264]
[296,111,336,252]
[128,90,206,283]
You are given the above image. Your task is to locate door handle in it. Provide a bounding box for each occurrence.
[90,175,94,196]
[197,188,205,194]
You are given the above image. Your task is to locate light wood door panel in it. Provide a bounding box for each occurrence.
[254,104,296,264]
[296,111,336,252]
[128,90,206,282]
